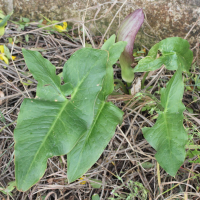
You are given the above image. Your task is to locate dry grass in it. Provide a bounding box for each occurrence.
[0,2,200,200]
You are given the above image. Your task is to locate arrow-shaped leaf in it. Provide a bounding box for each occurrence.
[67,39,126,183]
[14,41,126,191]
[143,67,188,176]
[133,37,193,72]
[14,48,109,191]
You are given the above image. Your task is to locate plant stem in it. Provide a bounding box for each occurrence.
[127,82,132,95]
[141,72,149,89]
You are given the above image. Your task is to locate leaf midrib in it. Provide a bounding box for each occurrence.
[19,99,69,187]
[159,72,176,157]
[162,112,171,156]
[70,101,106,180]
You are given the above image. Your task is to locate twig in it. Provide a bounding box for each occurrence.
[184,16,200,40]
[98,0,128,48]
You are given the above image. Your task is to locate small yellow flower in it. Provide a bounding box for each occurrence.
[54,22,67,32]
[0,45,16,65]
[0,45,8,64]
[79,176,87,185]
[11,56,16,60]
[0,54,8,64]
[63,22,67,29]
[0,45,4,53]
[111,161,115,166]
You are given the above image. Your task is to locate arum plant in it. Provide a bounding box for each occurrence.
[117,9,144,83]
[133,37,193,176]
[14,38,127,191]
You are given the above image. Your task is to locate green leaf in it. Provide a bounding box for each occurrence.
[4,181,16,195]
[14,48,109,191]
[0,12,12,27]
[134,37,193,73]
[0,26,5,36]
[19,24,25,30]
[101,34,116,50]
[0,12,13,36]
[143,68,188,176]
[14,46,124,191]
[141,162,154,169]
[0,12,12,36]
[90,179,103,189]
[67,41,125,183]
[25,34,29,43]
[92,194,100,200]
[85,43,92,48]
[100,40,127,99]
[195,75,200,90]
[0,10,6,19]
[0,110,6,123]
[0,181,16,196]
[22,17,30,23]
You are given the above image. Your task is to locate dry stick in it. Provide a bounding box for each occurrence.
[0,72,26,97]
[123,101,152,120]
[53,38,80,47]
[184,111,200,126]
[184,16,200,40]
[185,163,194,193]
[98,0,128,48]
[155,174,200,200]
[77,0,118,48]
[137,167,153,196]
[0,63,30,99]
[191,35,200,64]
[126,108,154,126]
[117,125,155,160]
[149,69,164,94]
[11,37,31,98]
[44,192,57,200]
[93,4,103,36]
[145,65,165,90]
[16,19,82,37]
[77,19,83,45]
[95,161,117,178]
[82,0,90,47]
[85,1,118,24]
[0,88,36,101]
[157,162,163,195]
[122,65,165,111]
[55,55,67,62]
[84,26,96,48]
[100,135,117,199]
[100,164,109,199]
[113,105,147,162]
[57,191,73,200]
[79,1,118,12]
[48,34,57,47]
[94,0,118,37]
[196,34,200,65]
